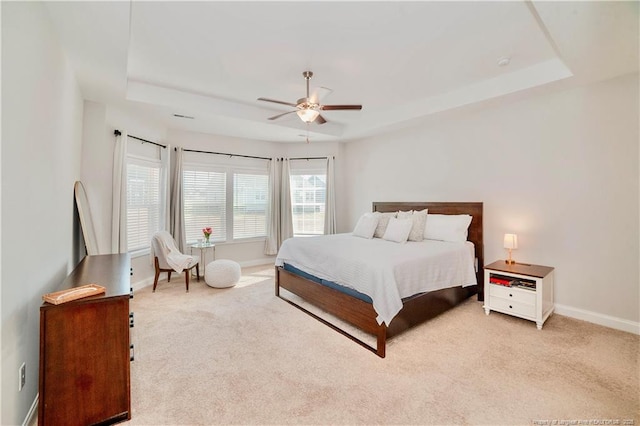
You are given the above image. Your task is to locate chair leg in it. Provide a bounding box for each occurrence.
[196,264,200,281]
[167,271,172,282]
[185,269,190,292]
[153,258,160,292]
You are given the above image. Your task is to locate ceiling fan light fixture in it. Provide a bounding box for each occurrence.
[297,108,320,123]
[258,70,362,125]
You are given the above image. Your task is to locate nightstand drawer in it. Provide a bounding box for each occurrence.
[489,296,536,318]
[489,284,536,305]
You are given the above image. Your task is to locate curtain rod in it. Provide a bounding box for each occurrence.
[114,130,167,149]
[288,156,334,160]
[178,148,271,161]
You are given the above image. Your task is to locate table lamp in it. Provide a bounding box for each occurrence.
[504,233,518,265]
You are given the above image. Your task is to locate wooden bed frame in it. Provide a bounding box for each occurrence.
[275,202,484,358]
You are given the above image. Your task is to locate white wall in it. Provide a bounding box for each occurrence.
[343,73,639,330]
[81,101,110,253]
[79,103,170,286]
[1,2,84,424]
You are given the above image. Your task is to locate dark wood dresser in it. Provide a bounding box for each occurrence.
[38,253,133,426]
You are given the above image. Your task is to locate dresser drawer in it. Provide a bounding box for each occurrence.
[489,296,536,318]
[489,284,536,305]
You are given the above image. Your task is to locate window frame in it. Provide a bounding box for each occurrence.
[182,158,270,245]
[125,154,165,257]
[182,162,228,245]
[232,167,269,241]
[289,166,327,237]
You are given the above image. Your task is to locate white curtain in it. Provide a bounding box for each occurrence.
[324,156,337,234]
[160,144,171,232]
[170,147,187,253]
[264,158,293,255]
[264,157,280,255]
[111,131,128,254]
[280,158,294,243]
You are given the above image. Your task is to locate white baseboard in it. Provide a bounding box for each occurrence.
[237,258,275,268]
[23,393,38,426]
[131,258,275,291]
[554,303,640,335]
[131,276,155,291]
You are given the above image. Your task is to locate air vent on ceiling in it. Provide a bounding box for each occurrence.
[173,114,195,119]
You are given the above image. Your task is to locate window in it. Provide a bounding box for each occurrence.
[183,167,227,243]
[182,153,269,244]
[126,158,163,253]
[290,167,326,236]
[233,172,268,239]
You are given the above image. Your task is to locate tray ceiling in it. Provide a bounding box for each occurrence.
[45,1,638,143]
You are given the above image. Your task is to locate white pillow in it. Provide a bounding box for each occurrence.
[396,210,412,219]
[373,212,397,238]
[424,214,472,242]
[382,217,413,243]
[408,209,428,242]
[353,214,379,239]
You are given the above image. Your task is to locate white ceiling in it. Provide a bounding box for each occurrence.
[45,1,638,143]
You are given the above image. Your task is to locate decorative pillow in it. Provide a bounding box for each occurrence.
[353,213,379,239]
[424,214,472,242]
[382,217,413,243]
[396,210,412,219]
[373,212,397,238]
[408,209,428,242]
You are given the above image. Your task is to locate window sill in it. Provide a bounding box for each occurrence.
[186,237,266,246]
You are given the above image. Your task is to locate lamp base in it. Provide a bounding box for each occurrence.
[505,248,515,265]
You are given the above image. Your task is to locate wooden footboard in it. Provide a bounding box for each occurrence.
[276,266,389,357]
[276,266,477,358]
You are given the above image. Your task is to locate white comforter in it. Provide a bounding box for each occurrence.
[275,233,477,326]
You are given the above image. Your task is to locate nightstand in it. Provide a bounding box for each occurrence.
[484,260,554,329]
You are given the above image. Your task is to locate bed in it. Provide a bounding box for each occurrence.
[275,202,484,358]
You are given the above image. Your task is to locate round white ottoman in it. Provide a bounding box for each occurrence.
[205,259,241,288]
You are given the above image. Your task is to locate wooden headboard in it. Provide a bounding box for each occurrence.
[372,201,484,301]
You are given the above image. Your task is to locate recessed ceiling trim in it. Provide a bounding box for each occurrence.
[346,58,573,138]
[127,79,346,138]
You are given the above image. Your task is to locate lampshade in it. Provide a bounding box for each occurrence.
[503,233,518,250]
[297,108,320,123]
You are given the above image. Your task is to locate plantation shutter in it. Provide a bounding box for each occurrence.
[289,159,326,236]
[182,167,227,243]
[126,159,161,252]
[233,172,268,239]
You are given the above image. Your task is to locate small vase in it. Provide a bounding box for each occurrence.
[204,236,210,244]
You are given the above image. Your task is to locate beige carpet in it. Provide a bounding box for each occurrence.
[125,265,639,425]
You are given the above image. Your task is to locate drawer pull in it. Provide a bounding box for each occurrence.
[509,293,513,297]
[129,312,134,328]
[130,344,135,362]
[509,305,513,309]
[130,288,134,299]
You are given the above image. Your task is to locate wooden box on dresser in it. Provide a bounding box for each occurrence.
[39,253,133,426]
[483,260,554,330]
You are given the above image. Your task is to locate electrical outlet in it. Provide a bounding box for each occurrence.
[19,363,26,391]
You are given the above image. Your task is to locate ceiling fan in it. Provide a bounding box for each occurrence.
[257,71,362,125]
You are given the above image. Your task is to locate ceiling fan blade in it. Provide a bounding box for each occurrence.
[320,104,362,111]
[309,86,333,104]
[313,114,327,125]
[257,97,298,108]
[268,110,297,120]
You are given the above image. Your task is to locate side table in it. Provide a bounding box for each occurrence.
[484,260,554,329]
[190,242,216,275]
